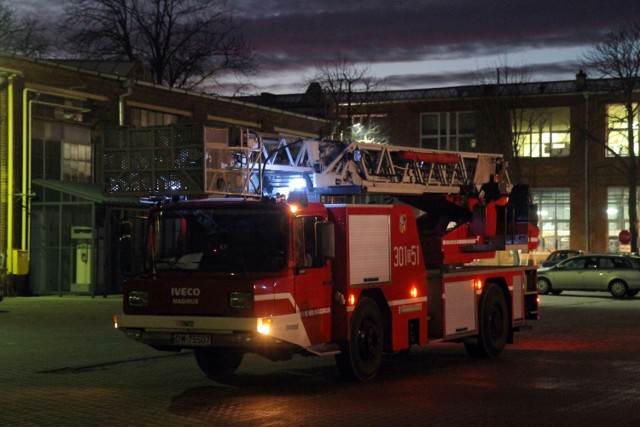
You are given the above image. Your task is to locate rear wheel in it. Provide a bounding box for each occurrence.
[609,280,628,299]
[194,347,244,380]
[537,277,552,294]
[335,297,384,381]
[465,283,509,359]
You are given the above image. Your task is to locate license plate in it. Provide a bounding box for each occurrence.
[173,333,212,346]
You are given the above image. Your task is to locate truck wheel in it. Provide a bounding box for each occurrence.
[335,297,384,381]
[464,283,508,359]
[194,347,244,380]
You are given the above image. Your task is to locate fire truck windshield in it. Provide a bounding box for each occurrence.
[150,208,288,273]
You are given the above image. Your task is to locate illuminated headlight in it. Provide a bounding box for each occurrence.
[128,290,149,307]
[257,317,272,335]
[229,292,253,309]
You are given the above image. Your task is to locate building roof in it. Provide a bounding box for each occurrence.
[32,179,140,205]
[241,73,639,111]
[50,60,150,81]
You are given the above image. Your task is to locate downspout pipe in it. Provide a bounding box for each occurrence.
[20,94,88,263]
[0,68,23,275]
[21,89,39,256]
[583,92,590,252]
[119,79,133,126]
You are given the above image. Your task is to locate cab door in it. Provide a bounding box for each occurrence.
[293,216,333,346]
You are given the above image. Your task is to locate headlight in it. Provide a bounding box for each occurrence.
[128,290,149,307]
[229,291,253,309]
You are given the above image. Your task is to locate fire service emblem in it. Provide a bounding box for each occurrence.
[399,214,407,234]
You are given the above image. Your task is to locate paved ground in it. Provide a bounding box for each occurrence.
[2,293,640,426]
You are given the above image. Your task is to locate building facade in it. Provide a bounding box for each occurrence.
[0,52,329,296]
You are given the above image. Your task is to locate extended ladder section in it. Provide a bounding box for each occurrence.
[311,141,508,196]
[204,131,509,198]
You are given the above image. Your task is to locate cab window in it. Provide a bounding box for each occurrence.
[294,216,322,268]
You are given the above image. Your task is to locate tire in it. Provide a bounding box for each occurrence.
[537,277,552,295]
[609,280,629,299]
[194,347,244,380]
[335,297,384,381]
[626,289,639,298]
[464,283,509,359]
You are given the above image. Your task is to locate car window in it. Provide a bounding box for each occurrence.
[600,257,615,269]
[610,257,632,269]
[585,257,599,269]
[563,258,586,269]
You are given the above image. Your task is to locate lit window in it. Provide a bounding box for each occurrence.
[606,104,639,157]
[513,107,570,158]
[607,187,640,251]
[532,188,571,251]
[131,107,178,128]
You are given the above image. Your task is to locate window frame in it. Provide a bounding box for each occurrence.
[420,111,476,151]
[513,107,571,158]
[606,103,640,157]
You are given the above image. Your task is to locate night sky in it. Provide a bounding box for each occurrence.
[13,0,640,93]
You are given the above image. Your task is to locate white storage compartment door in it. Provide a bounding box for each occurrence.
[444,280,477,336]
[348,214,391,286]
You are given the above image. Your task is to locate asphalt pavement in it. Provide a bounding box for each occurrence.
[2,293,640,426]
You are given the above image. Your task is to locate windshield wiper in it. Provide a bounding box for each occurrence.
[155,252,203,270]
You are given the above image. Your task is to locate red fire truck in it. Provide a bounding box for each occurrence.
[114,136,539,381]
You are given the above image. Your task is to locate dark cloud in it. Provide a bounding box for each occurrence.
[236,0,640,91]
[13,0,640,92]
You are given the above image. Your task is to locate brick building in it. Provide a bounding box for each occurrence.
[0,52,329,296]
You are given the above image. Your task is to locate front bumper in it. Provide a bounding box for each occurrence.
[116,313,259,348]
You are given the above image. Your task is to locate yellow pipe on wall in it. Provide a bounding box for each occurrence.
[0,68,22,276]
[21,89,37,256]
[6,75,14,274]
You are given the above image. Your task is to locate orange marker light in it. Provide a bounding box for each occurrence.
[475,279,483,291]
[348,293,356,306]
[113,314,119,329]
[410,286,418,298]
[290,204,299,214]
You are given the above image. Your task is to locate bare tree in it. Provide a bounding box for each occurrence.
[61,0,255,90]
[583,22,640,252]
[473,60,540,184]
[0,0,48,56]
[309,54,388,142]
